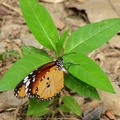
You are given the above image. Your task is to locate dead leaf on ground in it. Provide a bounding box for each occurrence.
[0,112,15,120]
[65,0,119,22]
[82,105,103,120]
[82,99,100,113]
[105,110,117,120]
[64,3,90,23]
[0,7,10,16]
[51,14,65,30]
[98,83,120,116]
[89,50,105,67]
[0,90,28,107]
[108,35,120,49]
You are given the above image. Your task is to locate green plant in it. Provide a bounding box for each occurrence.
[0,0,120,118]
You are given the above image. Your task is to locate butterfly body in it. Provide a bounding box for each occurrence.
[14,57,64,100]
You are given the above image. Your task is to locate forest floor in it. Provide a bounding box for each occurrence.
[0,0,120,120]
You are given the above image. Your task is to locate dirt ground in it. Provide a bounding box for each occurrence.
[0,0,120,120]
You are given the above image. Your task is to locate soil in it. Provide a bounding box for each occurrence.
[0,0,120,120]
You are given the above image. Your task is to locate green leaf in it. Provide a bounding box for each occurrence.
[65,74,100,100]
[20,0,59,52]
[57,29,69,56]
[21,46,49,57]
[63,53,115,93]
[64,18,120,54]
[59,104,71,113]
[27,98,50,117]
[0,54,51,91]
[62,96,81,116]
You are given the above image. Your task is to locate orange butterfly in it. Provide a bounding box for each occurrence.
[14,57,64,100]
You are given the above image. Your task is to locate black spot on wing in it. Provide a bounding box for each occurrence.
[47,84,50,88]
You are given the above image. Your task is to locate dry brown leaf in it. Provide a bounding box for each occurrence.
[82,100,99,112]
[98,83,120,116]
[51,14,65,30]
[0,112,15,120]
[82,105,102,120]
[0,90,27,106]
[2,2,22,16]
[0,7,9,16]
[108,35,120,49]
[112,61,120,73]
[105,110,117,120]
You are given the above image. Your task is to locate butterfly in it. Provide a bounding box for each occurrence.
[14,57,64,100]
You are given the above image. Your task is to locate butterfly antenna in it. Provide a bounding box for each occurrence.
[62,52,77,57]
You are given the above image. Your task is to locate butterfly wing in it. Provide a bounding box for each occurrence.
[35,65,64,100]
[14,82,26,98]
[14,60,64,100]
[14,62,55,98]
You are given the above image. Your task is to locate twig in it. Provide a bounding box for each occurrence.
[2,2,23,16]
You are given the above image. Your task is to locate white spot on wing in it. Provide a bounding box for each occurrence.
[25,88,28,93]
[25,80,30,88]
[23,76,29,83]
[32,77,35,82]
[32,75,36,78]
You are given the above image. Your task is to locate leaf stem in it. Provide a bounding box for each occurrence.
[50,97,59,120]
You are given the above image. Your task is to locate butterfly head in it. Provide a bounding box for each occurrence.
[55,57,63,70]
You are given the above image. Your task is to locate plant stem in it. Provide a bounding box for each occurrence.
[50,111,55,120]
[50,97,59,120]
